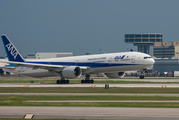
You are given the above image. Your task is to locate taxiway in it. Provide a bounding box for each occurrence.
[1,106,179,120]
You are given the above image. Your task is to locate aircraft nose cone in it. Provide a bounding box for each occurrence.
[151,58,155,65]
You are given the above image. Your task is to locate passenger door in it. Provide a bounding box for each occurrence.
[131,56,136,63]
[108,57,112,65]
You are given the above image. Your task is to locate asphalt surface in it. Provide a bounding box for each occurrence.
[1,106,179,120]
[0,83,179,87]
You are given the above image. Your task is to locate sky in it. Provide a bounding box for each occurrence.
[0,0,179,57]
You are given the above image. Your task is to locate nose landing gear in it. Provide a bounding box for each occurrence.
[139,72,144,79]
[139,69,147,79]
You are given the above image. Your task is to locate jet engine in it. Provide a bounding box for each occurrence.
[105,72,125,78]
[62,66,82,79]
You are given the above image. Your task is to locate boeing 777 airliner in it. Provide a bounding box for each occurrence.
[1,34,155,84]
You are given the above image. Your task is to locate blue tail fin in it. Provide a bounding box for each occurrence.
[1,34,24,62]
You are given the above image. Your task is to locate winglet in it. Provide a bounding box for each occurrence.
[1,34,24,62]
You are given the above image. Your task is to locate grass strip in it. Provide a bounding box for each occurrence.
[2,101,179,108]
[1,87,179,93]
[1,95,179,101]
[1,95,179,108]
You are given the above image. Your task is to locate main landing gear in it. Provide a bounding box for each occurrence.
[56,78,69,84]
[81,74,94,84]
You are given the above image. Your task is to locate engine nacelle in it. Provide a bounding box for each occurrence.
[105,72,125,78]
[62,66,82,79]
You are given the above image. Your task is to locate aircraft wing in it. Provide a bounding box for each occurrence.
[2,66,16,69]
[0,60,88,71]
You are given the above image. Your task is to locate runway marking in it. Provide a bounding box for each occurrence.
[23,114,34,119]
[162,85,167,88]
[91,85,96,87]
[24,85,29,87]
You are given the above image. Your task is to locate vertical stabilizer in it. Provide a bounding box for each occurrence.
[1,34,24,62]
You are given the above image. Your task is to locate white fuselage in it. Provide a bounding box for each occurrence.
[3,52,155,78]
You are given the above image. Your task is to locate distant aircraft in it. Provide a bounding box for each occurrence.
[1,34,155,84]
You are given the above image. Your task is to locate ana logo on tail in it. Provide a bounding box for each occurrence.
[6,42,18,59]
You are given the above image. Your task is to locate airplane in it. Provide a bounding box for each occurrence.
[0,34,155,84]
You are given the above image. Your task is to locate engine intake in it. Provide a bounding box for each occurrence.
[62,66,82,79]
[105,72,125,78]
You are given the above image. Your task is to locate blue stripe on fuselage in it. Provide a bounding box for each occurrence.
[25,61,140,68]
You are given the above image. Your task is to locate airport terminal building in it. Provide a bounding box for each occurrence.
[125,33,179,76]
[153,41,179,74]
[125,33,163,54]
[153,41,179,58]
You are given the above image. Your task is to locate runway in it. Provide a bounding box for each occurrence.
[1,106,179,120]
[0,83,179,87]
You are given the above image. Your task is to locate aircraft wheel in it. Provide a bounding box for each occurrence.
[64,80,67,84]
[81,79,93,84]
[139,75,144,79]
[90,79,94,84]
[87,80,91,83]
[85,80,88,83]
[81,80,85,84]
[66,80,69,84]
[63,80,66,84]
[59,80,63,84]
[56,80,60,84]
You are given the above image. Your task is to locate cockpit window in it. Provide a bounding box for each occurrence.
[144,57,151,59]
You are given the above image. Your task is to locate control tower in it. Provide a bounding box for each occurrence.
[125,33,163,55]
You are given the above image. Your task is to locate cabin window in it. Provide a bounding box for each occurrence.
[144,57,151,59]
